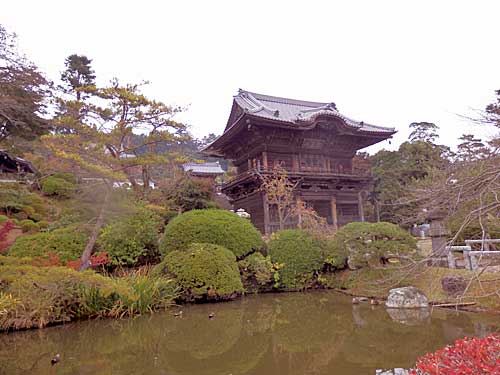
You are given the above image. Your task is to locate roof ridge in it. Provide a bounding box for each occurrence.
[238,89,330,108]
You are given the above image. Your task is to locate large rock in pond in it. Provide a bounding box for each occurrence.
[385,306,430,325]
[385,286,429,308]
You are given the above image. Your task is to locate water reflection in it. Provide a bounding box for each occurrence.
[0,291,498,375]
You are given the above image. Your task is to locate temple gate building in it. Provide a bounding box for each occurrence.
[203,90,396,234]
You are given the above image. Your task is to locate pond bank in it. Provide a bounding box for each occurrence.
[1,291,499,375]
[3,257,500,333]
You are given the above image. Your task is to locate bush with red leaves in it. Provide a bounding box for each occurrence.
[31,252,63,267]
[65,252,110,270]
[31,251,110,270]
[411,334,500,375]
[0,221,16,252]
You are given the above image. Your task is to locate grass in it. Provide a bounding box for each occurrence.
[331,263,500,311]
[0,256,178,331]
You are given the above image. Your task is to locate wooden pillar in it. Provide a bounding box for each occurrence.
[263,193,271,235]
[292,154,299,172]
[330,196,338,230]
[358,192,365,222]
[262,151,268,171]
[297,196,302,229]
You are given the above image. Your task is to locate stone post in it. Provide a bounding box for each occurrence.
[427,210,451,259]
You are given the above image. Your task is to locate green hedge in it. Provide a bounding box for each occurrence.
[98,209,162,266]
[159,209,263,258]
[154,243,244,301]
[40,176,76,198]
[7,225,88,264]
[332,222,417,269]
[268,229,339,290]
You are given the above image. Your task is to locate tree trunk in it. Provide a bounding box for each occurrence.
[79,184,111,271]
[374,199,381,222]
[142,165,150,197]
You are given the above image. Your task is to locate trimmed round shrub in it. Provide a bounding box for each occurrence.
[7,225,88,264]
[19,219,39,233]
[268,229,338,290]
[40,176,76,198]
[160,209,263,258]
[98,209,162,266]
[332,222,417,269]
[154,243,244,301]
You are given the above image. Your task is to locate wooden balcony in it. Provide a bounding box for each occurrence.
[223,166,372,190]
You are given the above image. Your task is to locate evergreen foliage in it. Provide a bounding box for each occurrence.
[238,252,276,291]
[19,219,38,233]
[332,222,417,269]
[159,209,263,258]
[7,225,88,263]
[0,183,45,220]
[268,229,340,290]
[446,201,500,243]
[154,243,244,301]
[98,208,162,266]
[40,175,76,198]
[161,174,217,212]
[0,25,50,146]
[371,139,449,224]
[60,54,96,101]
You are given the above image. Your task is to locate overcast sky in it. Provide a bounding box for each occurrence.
[2,0,499,153]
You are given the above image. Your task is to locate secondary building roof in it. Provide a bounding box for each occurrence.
[0,150,36,174]
[182,162,225,175]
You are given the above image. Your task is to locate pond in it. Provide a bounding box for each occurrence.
[1,291,499,375]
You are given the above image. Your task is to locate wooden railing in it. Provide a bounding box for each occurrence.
[224,167,372,186]
[445,239,500,270]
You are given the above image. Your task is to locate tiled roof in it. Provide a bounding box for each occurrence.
[233,90,395,134]
[0,150,36,174]
[182,162,225,175]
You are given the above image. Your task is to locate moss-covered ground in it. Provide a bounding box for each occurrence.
[324,264,500,312]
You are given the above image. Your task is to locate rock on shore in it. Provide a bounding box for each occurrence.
[385,286,429,308]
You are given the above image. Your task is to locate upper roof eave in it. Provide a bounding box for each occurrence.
[202,90,397,156]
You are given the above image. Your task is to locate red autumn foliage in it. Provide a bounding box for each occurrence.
[31,252,110,270]
[31,252,63,267]
[65,252,110,270]
[0,221,16,252]
[411,334,500,375]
